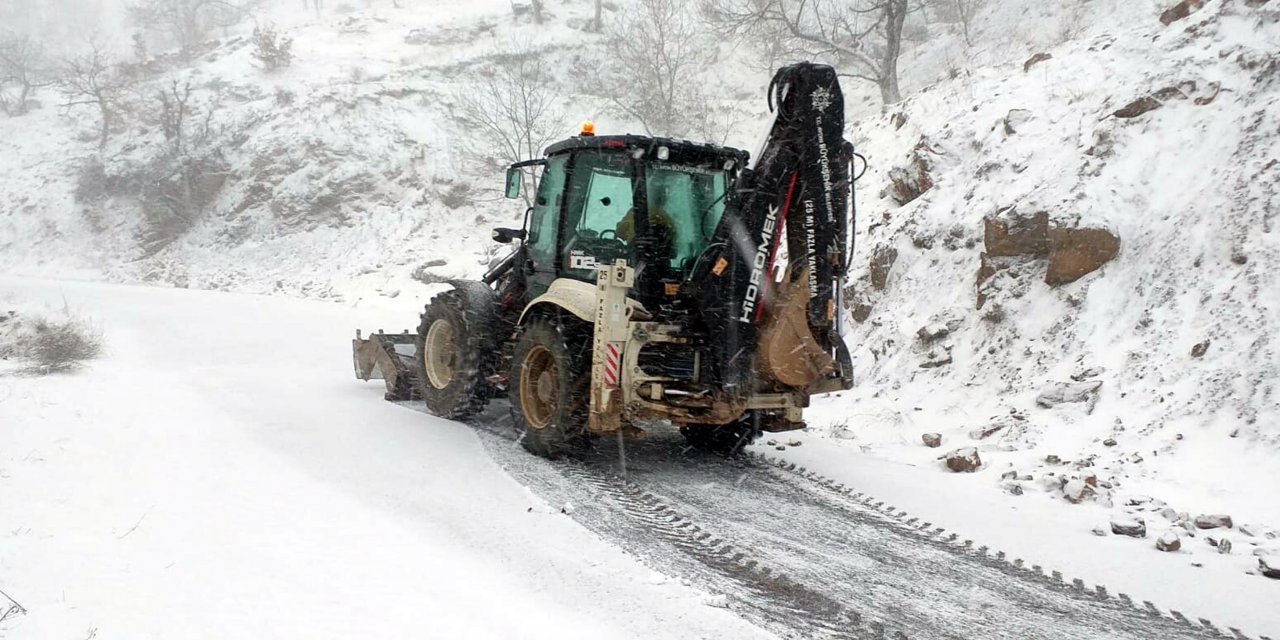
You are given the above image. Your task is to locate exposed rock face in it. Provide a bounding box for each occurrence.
[887,138,937,205]
[1035,380,1103,408]
[1045,227,1121,285]
[1023,52,1052,72]
[1156,532,1181,552]
[869,245,898,291]
[1195,514,1234,529]
[945,447,982,472]
[851,302,873,323]
[1261,557,1280,580]
[922,433,942,448]
[984,211,1049,257]
[969,423,1006,440]
[1111,516,1147,538]
[1159,0,1204,25]
[1113,96,1163,118]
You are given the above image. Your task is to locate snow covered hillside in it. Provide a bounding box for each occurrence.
[809,0,1280,585]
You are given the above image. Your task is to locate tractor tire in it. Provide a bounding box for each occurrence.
[415,284,498,420]
[510,315,591,458]
[680,412,762,456]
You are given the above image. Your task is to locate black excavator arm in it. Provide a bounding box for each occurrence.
[695,62,856,397]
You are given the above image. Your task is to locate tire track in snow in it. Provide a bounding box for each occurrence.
[403,402,1260,640]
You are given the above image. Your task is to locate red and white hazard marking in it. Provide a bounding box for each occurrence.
[603,342,622,387]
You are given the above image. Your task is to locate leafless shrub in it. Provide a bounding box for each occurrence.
[705,0,910,104]
[600,0,716,137]
[452,43,566,205]
[23,316,103,373]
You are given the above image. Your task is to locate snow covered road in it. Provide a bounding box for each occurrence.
[0,277,772,640]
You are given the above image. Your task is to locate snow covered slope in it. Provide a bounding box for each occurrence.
[0,275,773,640]
[804,0,1280,592]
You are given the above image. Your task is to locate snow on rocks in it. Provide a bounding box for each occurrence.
[921,433,942,448]
[1194,514,1234,529]
[943,447,982,473]
[1061,479,1095,504]
[1110,516,1147,538]
[1260,557,1280,580]
[1035,381,1103,409]
[701,594,731,609]
[1156,532,1181,552]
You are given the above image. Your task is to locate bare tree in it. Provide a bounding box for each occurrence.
[922,0,985,48]
[452,46,567,206]
[59,39,131,149]
[128,0,249,57]
[706,0,910,105]
[603,0,717,137]
[0,33,53,116]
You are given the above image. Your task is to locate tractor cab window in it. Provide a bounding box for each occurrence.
[561,151,634,279]
[645,164,728,272]
[528,155,568,277]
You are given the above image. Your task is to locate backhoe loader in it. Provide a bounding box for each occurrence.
[354,62,857,457]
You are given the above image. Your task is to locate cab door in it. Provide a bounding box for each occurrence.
[526,154,568,297]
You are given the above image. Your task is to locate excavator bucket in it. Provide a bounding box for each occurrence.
[352,329,419,401]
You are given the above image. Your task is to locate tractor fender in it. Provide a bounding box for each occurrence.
[517,277,649,327]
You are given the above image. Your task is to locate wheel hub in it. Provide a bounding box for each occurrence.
[519,345,558,430]
[423,319,457,389]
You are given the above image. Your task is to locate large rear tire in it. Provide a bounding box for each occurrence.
[680,412,761,456]
[415,287,497,420]
[510,316,590,458]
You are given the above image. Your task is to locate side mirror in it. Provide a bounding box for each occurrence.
[492,227,527,244]
[504,167,521,199]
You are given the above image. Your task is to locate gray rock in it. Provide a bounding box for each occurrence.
[1260,557,1280,579]
[1111,516,1147,538]
[1156,532,1181,552]
[1036,380,1103,408]
[922,433,942,448]
[1062,479,1094,504]
[1195,514,1234,529]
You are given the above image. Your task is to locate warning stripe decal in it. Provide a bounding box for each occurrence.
[603,342,622,387]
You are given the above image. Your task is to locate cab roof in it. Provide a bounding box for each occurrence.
[544,135,750,167]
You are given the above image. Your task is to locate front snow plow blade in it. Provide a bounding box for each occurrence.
[352,329,419,401]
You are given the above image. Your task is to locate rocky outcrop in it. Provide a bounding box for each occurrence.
[1045,227,1121,285]
[922,433,942,448]
[1159,0,1204,25]
[1113,96,1163,119]
[983,211,1049,257]
[869,244,898,291]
